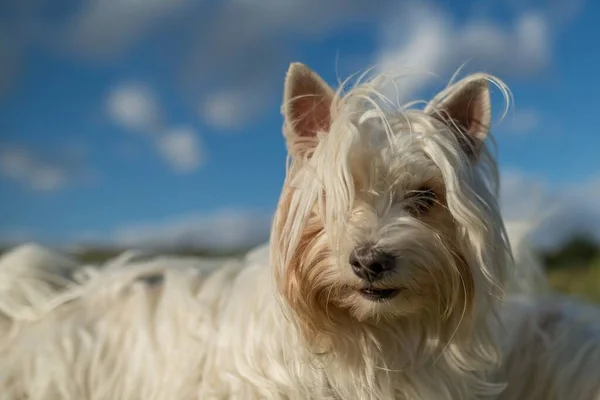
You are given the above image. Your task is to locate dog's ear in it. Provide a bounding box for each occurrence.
[425,74,492,159]
[283,62,335,157]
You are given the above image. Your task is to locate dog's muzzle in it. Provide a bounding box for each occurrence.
[349,246,396,282]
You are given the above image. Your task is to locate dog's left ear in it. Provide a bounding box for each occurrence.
[424,74,492,160]
[282,62,335,157]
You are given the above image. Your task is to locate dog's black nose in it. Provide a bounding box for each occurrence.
[349,247,396,282]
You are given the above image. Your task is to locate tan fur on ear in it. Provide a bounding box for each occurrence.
[425,74,494,159]
[283,63,335,158]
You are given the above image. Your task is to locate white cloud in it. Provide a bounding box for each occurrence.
[505,109,541,135]
[106,82,162,134]
[156,127,205,173]
[0,209,272,250]
[113,209,273,250]
[192,1,565,128]
[200,91,247,131]
[0,146,86,191]
[500,170,600,250]
[181,0,394,129]
[375,3,551,103]
[200,88,271,130]
[2,0,584,129]
[58,0,196,59]
[375,3,452,99]
[107,82,207,173]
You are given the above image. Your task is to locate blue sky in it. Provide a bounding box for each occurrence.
[0,0,599,249]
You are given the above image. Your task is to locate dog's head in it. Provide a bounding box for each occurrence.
[271,63,512,356]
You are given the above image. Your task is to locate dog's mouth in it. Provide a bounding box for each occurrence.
[359,287,401,301]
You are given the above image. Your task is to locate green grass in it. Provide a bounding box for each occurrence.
[541,235,600,304]
[547,256,600,304]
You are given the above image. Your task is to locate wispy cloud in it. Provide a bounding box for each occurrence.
[180,0,580,129]
[0,0,585,128]
[55,0,197,59]
[200,87,272,131]
[112,208,273,250]
[182,0,390,129]
[505,109,541,135]
[375,2,551,103]
[500,170,600,249]
[156,127,205,173]
[106,81,205,174]
[106,82,162,134]
[0,145,90,191]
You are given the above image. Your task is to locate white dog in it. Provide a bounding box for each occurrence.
[1,63,599,400]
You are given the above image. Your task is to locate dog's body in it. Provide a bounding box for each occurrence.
[1,242,599,400]
[1,63,600,400]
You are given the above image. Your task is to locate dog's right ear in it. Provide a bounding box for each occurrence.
[424,74,493,161]
[282,62,335,158]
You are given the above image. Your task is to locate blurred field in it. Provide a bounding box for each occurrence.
[544,236,600,304]
[548,264,600,304]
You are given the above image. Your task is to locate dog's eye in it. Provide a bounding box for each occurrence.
[406,186,437,214]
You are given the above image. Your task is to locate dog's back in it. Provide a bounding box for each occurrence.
[0,245,247,400]
[499,221,600,400]
[2,233,599,400]
[496,295,600,400]
[0,244,80,343]
[504,219,550,295]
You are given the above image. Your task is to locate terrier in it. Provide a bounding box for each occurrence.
[1,63,599,400]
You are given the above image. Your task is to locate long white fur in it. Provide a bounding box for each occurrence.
[268,69,509,399]
[0,237,538,399]
[496,294,600,400]
[1,65,599,400]
[503,221,549,295]
[0,243,80,346]
[1,239,597,400]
